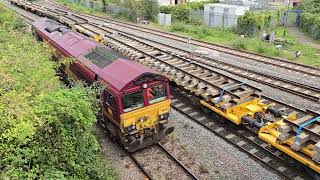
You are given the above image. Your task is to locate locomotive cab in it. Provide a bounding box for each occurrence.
[101,72,173,152]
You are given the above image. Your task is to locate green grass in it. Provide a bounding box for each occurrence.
[55,0,320,67]
[166,23,320,67]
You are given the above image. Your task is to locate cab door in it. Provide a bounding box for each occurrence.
[102,90,120,126]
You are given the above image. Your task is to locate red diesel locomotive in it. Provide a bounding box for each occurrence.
[32,18,174,152]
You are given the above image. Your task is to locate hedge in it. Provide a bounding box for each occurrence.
[300,12,320,40]
[160,0,218,23]
[237,11,277,37]
[0,5,115,179]
[299,0,320,40]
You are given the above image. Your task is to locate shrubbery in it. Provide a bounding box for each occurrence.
[0,5,114,179]
[160,0,218,23]
[300,13,320,40]
[299,0,320,40]
[237,11,277,37]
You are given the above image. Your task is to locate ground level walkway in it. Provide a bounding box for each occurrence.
[287,26,320,50]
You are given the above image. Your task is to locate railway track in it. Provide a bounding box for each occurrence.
[27,1,320,102]
[109,30,320,102]
[0,0,38,23]
[98,114,198,180]
[127,151,152,179]
[83,22,320,102]
[128,143,199,180]
[7,1,320,177]
[8,1,320,102]
[170,87,313,179]
[47,1,320,79]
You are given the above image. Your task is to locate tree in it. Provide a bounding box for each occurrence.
[140,0,159,21]
[101,0,108,12]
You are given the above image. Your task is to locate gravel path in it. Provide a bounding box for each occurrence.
[287,26,320,50]
[166,108,284,180]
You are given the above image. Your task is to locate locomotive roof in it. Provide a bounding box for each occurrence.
[33,18,160,92]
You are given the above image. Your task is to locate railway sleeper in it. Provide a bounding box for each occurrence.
[19,2,320,174]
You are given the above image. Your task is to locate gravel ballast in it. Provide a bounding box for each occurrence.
[94,126,145,180]
[167,108,283,180]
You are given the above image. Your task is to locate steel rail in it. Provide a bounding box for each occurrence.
[12,1,320,102]
[170,87,311,180]
[1,0,37,23]
[127,152,153,180]
[157,143,200,180]
[8,2,320,177]
[72,23,260,101]
[39,3,320,101]
[47,1,320,78]
[114,31,320,102]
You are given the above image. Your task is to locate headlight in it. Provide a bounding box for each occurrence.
[160,113,169,120]
[127,125,136,132]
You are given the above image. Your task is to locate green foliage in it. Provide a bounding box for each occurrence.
[140,0,160,21]
[299,0,320,40]
[299,0,320,13]
[160,0,218,23]
[237,11,277,37]
[232,38,247,49]
[300,12,320,40]
[0,5,115,179]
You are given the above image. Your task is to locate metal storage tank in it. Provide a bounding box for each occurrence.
[204,4,249,28]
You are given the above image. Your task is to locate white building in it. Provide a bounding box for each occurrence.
[158,0,186,6]
[204,4,250,27]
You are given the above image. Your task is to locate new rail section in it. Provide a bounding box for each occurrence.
[170,86,311,179]
[46,0,320,79]
[9,0,320,177]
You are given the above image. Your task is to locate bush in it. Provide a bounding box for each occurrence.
[0,5,114,179]
[298,0,320,40]
[160,0,218,23]
[140,0,159,21]
[237,11,276,37]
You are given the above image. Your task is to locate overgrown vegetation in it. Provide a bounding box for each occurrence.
[0,5,115,179]
[237,11,278,37]
[299,0,320,40]
[57,0,159,22]
[160,0,218,23]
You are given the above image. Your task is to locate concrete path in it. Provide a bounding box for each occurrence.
[287,26,320,50]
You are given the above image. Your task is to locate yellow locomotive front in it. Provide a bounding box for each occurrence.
[119,81,173,152]
[98,60,174,152]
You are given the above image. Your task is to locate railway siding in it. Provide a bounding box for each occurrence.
[46,1,320,78]
[7,0,320,177]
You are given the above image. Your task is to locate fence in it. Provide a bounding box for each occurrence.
[203,11,238,28]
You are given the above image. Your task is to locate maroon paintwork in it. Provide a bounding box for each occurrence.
[33,18,157,91]
[32,18,170,115]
